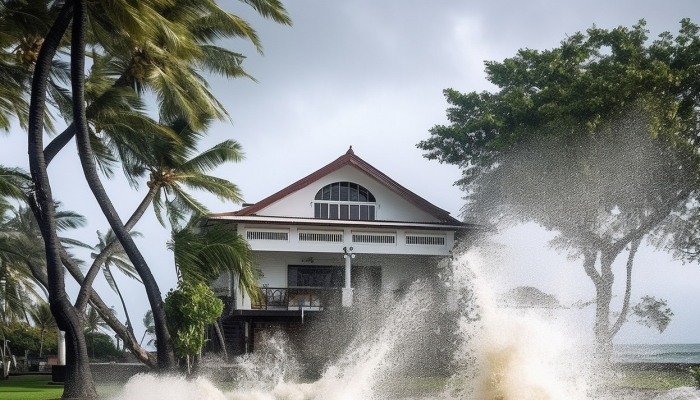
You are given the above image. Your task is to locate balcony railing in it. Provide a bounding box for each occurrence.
[252,287,341,310]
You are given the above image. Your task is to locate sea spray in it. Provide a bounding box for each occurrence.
[446,250,590,400]
[111,250,669,400]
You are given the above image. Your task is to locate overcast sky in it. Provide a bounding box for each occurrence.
[2,0,699,346]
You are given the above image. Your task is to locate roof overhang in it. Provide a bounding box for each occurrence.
[208,215,473,231]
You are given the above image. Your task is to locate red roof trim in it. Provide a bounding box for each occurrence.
[226,149,461,225]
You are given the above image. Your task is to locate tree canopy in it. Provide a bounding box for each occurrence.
[419,19,700,360]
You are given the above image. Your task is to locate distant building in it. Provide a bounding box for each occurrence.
[208,147,472,355]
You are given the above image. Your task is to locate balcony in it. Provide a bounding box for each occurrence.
[252,287,341,311]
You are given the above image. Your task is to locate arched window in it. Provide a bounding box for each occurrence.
[314,182,376,220]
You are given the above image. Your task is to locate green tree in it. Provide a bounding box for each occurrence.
[419,19,700,362]
[163,281,222,374]
[83,306,110,359]
[3,320,58,358]
[28,301,57,357]
[83,331,122,361]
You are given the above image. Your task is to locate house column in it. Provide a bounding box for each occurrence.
[342,246,354,307]
[57,330,66,365]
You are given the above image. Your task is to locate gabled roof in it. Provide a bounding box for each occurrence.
[211,147,462,225]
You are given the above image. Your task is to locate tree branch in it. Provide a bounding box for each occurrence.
[610,237,641,337]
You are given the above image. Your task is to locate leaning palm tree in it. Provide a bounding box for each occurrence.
[168,216,261,359]
[65,0,290,373]
[74,118,246,350]
[169,217,259,297]
[28,301,57,357]
[72,229,142,337]
[138,117,245,229]
[140,309,155,347]
[18,0,291,388]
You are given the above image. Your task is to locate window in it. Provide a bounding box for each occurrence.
[314,181,376,220]
[288,265,344,287]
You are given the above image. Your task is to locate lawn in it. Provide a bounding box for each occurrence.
[0,375,121,400]
[0,375,62,400]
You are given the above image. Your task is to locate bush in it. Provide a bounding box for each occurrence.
[84,332,124,362]
[164,281,223,372]
[2,322,57,357]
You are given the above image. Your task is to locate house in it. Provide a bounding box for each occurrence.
[207,147,471,355]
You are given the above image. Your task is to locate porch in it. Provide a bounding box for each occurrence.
[252,287,342,311]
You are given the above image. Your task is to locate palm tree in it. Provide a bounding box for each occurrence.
[67,0,290,372]
[137,118,245,229]
[14,0,290,391]
[0,0,71,133]
[79,230,142,337]
[140,310,155,347]
[168,216,261,358]
[28,301,57,357]
[83,306,110,359]
[169,217,259,298]
[74,117,248,368]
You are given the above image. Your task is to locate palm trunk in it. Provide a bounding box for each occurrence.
[71,27,175,370]
[58,249,156,367]
[74,101,175,372]
[214,318,228,360]
[39,329,45,358]
[43,123,75,166]
[75,183,160,313]
[28,1,97,398]
[109,266,136,338]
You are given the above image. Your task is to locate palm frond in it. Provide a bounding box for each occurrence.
[181,139,244,172]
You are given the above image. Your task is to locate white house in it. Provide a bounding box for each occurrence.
[207,147,471,355]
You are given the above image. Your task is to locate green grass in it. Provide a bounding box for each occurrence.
[0,375,63,400]
[0,375,122,400]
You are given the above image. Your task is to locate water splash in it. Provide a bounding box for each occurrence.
[109,250,694,400]
[447,251,589,400]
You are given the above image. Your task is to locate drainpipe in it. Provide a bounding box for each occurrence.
[342,246,354,307]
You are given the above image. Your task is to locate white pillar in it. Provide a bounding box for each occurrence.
[57,330,66,365]
[342,247,354,307]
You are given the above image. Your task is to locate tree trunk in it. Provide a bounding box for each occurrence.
[39,330,45,358]
[70,26,175,370]
[27,0,97,399]
[58,249,156,367]
[43,123,75,165]
[610,238,642,337]
[592,248,619,364]
[214,318,228,360]
[592,274,613,361]
[110,266,136,338]
[27,1,97,397]
[75,183,160,313]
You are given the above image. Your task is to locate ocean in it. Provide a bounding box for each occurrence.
[613,343,700,364]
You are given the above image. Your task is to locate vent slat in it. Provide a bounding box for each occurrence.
[352,233,396,244]
[247,231,289,241]
[406,235,445,245]
[298,231,343,243]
